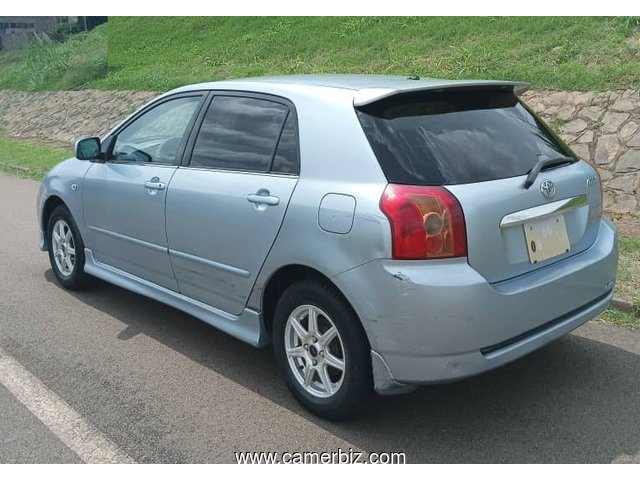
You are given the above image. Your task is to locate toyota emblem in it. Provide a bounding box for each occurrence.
[540,179,556,199]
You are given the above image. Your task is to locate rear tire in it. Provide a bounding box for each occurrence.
[47,205,91,290]
[273,279,373,420]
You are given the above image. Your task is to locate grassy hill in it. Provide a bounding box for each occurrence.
[0,24,107,91]
[1,17,639,92]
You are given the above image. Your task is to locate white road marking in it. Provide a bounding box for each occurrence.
[0,346,133,464]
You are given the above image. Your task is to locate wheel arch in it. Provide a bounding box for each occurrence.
[261,264,369,350]
[41,195,68,233]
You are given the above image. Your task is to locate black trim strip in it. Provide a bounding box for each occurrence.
[480,292,611,356]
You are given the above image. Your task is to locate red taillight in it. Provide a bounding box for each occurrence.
[380,184,467,260]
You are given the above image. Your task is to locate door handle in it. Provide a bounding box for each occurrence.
[247,189,280,206]
[144,177,166,191]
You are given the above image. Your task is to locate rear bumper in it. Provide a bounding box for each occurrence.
[333,218,617,393]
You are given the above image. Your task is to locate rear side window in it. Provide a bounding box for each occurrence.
[357,89,575,185]
[190,96,289,172]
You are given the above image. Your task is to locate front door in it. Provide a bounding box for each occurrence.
[166,94,300,314]
[83,94,204,290]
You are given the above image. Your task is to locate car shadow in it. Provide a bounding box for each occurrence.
[45,269,640,463]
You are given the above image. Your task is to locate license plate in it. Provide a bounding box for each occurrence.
[523,214,570,264]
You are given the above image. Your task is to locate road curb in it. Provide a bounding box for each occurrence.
[611,295,635,314]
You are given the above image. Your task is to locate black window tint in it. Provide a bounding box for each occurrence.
[357,89,575,185]
[191,96,288,172]
[271,114,299,174]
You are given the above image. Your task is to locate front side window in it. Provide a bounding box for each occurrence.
[112,96,201,164]
[190,96,289,172]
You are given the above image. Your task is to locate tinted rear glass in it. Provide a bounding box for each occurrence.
[357,89,575,185]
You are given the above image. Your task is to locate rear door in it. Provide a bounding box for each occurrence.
[357,88,602,283]
[165,93,299,315]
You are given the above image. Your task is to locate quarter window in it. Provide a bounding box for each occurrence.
[190,96,289,172]
[112,96,201,164]
[271,114,299,174]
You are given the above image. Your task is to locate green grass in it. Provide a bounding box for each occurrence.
[0,138,70,179]
[0,24,107,91]
[602,236,640,330]
[616,236,640,302]
[548,118,568,130]
[602,309,640,330]
[100,16,640,92]
[2,17,640,92]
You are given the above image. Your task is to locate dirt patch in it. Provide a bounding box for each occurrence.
[609,211,640,238]
[6,135,72,150]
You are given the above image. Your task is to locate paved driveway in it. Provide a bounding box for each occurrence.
[0,173,638,463]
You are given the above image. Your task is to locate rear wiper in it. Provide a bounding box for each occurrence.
[523,156,575,189]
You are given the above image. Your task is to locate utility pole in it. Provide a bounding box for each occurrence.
[82,16,87,32]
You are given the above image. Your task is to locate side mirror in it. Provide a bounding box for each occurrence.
[75,137,102,161]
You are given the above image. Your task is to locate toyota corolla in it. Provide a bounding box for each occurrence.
[37,75,618,419]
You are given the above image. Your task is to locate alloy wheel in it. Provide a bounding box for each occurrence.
[51,219,76,277]
[284,304,346,398]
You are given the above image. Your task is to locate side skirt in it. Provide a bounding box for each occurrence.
[83,249,270,347]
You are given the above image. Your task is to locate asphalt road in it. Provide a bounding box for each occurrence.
[0,172,638,464]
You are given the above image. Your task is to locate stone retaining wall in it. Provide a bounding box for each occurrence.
[523,89,639,212]
[0,89,157,146]
[1,88,639,212]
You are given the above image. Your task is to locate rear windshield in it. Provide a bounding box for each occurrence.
[356,89,576,185]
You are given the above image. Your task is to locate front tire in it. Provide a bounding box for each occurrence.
[273,279,372,420]
[47,205,90,290]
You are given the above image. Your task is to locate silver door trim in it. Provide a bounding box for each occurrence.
[88,225,167,253]
[500,194,588,229]
[169,248,251,278]
[178,165,299,178]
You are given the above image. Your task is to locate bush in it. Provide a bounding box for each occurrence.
[56,21,83,40]
[24,36,71,88]
[0,24,107,91]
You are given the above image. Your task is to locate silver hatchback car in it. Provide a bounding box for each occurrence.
[38,75,617,419]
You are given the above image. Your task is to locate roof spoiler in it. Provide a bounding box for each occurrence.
[353,81,530,107]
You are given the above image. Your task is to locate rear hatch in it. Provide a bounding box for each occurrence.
[356,86,602,283]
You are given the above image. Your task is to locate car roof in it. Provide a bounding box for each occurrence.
[170,74,529,106]
[235,74,519,90]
